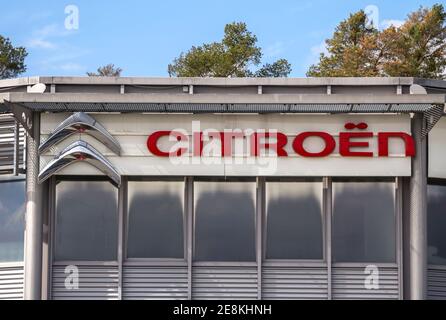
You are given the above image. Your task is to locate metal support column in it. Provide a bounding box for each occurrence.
[186,177,193,300]
[324,177,332,300]
[24,112,43,300]
[408,113,428,300]
[256,177,265,300]
[117,177,127,300]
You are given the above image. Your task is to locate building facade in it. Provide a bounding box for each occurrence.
[0,76,445,300]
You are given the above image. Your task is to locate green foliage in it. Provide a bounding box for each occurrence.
[0,36,27,79]
[168,22,291,78]
[87,64,123,77]
[252,59,292,77]
[307,4,446,79]
[381,4,446,78]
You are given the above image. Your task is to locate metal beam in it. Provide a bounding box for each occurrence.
[2,92,445,105]
[24,112,43,300]
[3,101,34,137]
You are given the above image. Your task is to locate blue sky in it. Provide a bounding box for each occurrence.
[0,0,443,77]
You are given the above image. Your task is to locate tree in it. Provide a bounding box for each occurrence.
[0,35,27,79]
[252,59,292,77]
[307,4,446,79]
[168,22,291,77]
[87,64,122,77]
[381,4,446,78]
[306,11,382,77]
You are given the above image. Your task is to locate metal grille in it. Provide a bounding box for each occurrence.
[0,114,25,174]
[262,265,328,299]
[332,265,399,300]
[421,104,445,139]
[51,263,119,300]
[227,104,289,113]
[351,104,391,112]
[0,263,24,300]
[428,265,446,300]
[192,265,258,300]
[22,102,437,113]
[390,103,433,112]
[166,104,227,113]
[122,263,188,300]
[290,104,351,113]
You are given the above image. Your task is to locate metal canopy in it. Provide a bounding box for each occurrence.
[0,92,444,113]
[14,102,442,113]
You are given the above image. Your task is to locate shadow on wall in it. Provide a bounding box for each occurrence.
[55,181,118,261]
[195,191,256,262]
[427,185,446,265]
[332,182,395,263]
[127,193,184,258]
[266,193,322,260]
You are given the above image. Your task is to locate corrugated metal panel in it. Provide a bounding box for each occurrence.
[104,103,165,112]
[332,265,399,300]
[66,103,105,111]
[22,102,66,111]
[352,104,391,112]
[289,104,351,113]
[428,265,446,300]
[0,263,24,300]
[166,104,227,113]
[0,114,25,174]
[227,104,289,113]
[122,264,188,300]
[51,263,119,300]
[192,265,258,300]
[390,103,433,112]
[262,266,328,300]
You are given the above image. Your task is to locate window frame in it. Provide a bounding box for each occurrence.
[124,176,187,263]
[263,177,326,264]
[192,177,257,264]
[48,176,402,267]
[0,176,26,264]
[331,177,399,265]
[427,178,446,266]
[52,176,120,263]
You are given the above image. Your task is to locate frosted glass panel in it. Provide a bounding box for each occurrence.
[127,181,184,259]
[428,184,446,265]
[194,181,256,261]
[0,180,25,262]
[266,182,323,259]
[333,182,395,263]
[55,181,118,261]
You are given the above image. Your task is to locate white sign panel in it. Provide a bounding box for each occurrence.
[429,116,446,179]
[40,113,413,177]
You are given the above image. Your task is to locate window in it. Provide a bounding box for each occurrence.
[0,180,25,262]
[194,180,256,262]
[332,181,395,263]
[127,180,184,259]
[266,181,323,260]
[428,183,446,265]
[55,180,118,261]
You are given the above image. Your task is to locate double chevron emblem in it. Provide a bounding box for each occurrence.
[38,112,122,186]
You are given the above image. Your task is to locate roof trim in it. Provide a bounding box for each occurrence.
[3,92,445,105]
[0,76,419,88]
